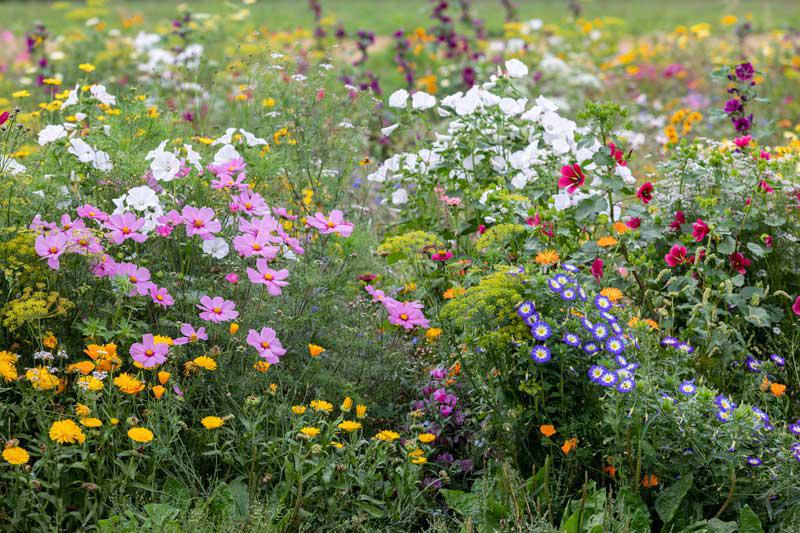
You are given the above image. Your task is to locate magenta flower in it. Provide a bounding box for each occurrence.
[211,172,248,192]
[208,157,246,177]
[246,259,290,295]
[149,286,175,307]
[246,327,287,363]
[365,284,394,305]
[70,229,104,255]
[239,215,282,238]
[273,207,298,220]
[557,164,586,194]
[104,212,147,244]
[734,135,752,148]
[35,232,68,270]
[181,206,221,238]
[231,190,269,216]
[669,211,686,231]
[431,250,453,262]
[173,323,208,345]
[729,252,752,275]
[233,232,280,259]
[197,296,239,322]
[793,295,800,317]
[225,272,239,284]
[665,244,689,267]
[306,210,354,237]
[636,182,654,204]
[386,301,430,330]
[591,257,604,282]
[130,333,169,368]
[691,218,709,242]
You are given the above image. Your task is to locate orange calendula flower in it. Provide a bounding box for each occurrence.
[771,383,787,397]
[152,385,166,399]
[604,465,617,477]
[539,424,556,438]
[43,333,58,349]
[642,474,659,488]
[599,287,624,303]
[308,344,325,357]
[597,236,618,247]
[535,249,560,266]
[229,323,240,334]
[443,287,466,299]
[67,361,95,375]
[612,222,629,234]
[561,437,578,455]
[158,371,171,385]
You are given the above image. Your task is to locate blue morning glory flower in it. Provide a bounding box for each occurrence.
[598,371,619,387]
[562,264,579,273]
[581,318,594,332]
[588,365,605,382]
[599,311,617,323]
[531,321,552,341]
[716,410,732,423]
[594,294,613,312]
[547,278,563,292]
[744,355,762,373]
[677,342,694,354]
[561,287,577,301]
[554,274,570,285]
[605,336,624,355]
[517,301,536,319]
[770,353,785,367]
[592,323,610,341]
[678,381,696,396]
[661,336,678,347]
[583,342,600,355]
[530,345,552,364]
[523,313,540,327]
[715,395,735,411]
[609,321,624,335]
[563,332,581,347]
[616,378,635,393]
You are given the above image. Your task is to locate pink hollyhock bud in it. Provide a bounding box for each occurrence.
[591,257,604,282]
[477,224,486,235]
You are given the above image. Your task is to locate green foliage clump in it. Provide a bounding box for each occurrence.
[376,230,441,258]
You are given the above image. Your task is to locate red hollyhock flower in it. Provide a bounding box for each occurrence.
[729,252,751,274]
[691,218,709,242]
[664,244,688,267]
[670,210,686,231]
[636,182,654,204]
[591,257,604,282]
[557,164,586,194]
[608,143,627,166]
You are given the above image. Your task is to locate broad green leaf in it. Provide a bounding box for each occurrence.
[655,474,693,524]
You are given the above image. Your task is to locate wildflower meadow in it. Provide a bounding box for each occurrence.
[1,0,800,531]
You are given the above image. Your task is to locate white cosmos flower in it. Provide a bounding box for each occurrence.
[380,123,399,136]
[184,144,203,171]
[505,59,529,78]
[89,84,116,106]
[38,124,67,146]
[60,85,79,109]
[93,150,113,172]
[388,89,409,108]
[212,128,237,146]
[1,156,26,175]
[412,91,436,110]
[202,237,229,259]
[391,188,408,205]
[126,186,160,211]
[150,150,181,182]
[213,144,241,165]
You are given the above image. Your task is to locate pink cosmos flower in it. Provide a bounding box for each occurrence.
[385,301,430,330]
[247,259,290,295]
[77,203,109,222]
[91,254,118,277]
[181,206,221,239]
[130,333,169,369]
[115,262,155,296]
[272,207,298,220]
[231,190,269,216]
[197,296,239,322]
[35,232,68,270]
[207,157,246,178]
[58,214,86,234]
[306,210,354,237]
[664,244,689,267]
[233,232,280,259]
[365,284,395,305]
[431,250,453,262]
[70,230,104,255]
[155,209,183,237]
[225,272,239,284]
[591,257,604,282]
[239,215,282,239]
[246,327,287,363]
[104,212,147,244]
[557,164,586,194]
[174,323,208,345]
[278,229,306,255]
[211,172,249,192]
[636,182,654,204]
[729,252,751,275]
[149,286,174,307]
[691,218,709,242]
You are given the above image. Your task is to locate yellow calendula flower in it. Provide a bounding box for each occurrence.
[340,397,353,412]
[26,367,60,391]
[534,249,560,266]
[113,373,145,395]
[75,403,90,418]
[337,420,362,433]
[193,356,217,371]
[374,430,400,442]
[291,405,307,415]
[49,420,86,445]
[310,400,333,413]
[600,287,624,303]
[201,416,224,429]
[77,375,104,392]
[425,328,442,341]
[411,456,427,465]
[12,90,31,98]
[78,63,96,72]
[329,441,344,449]
[127,427,154,443]
[356,404,367,419]
[80,418,102,428]
[720,15,738,26]
[299,426,320,439]
[262,97,276,107]
[597,236,618,247]
[308,344,325,357]
[253,360,271,373]
[2,446,29,465]
[418,433,436,444]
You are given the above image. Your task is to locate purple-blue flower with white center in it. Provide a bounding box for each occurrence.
[517,301,535,319]
[615,355,628,367]
[578,287,588,301]
[562,332,581,347]
[594,294,613,312]
[715,395,735,411]
[770,353,785,366]
[583,342,600,355]
[661,336,678,347]
[562,264,579,273]
[716,410,732,423]
[530,345,551,364]
[616,378,635,393]
[554,274,570,285]
[530,321,552,341]
[598,371,619,387]
[560,287,577,301]
[581,318,594,332]
[592,323,610,341]
[610,321,623,335]
[677,342,694,354]
[605,336,624,355]
[588,365,605,382]
[745,456,763,467]
[678,381,696,396]
[744,355,762,373]
[547,278,563,292]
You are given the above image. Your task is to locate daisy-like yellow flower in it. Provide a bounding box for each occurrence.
[80,418,102,428]
[67,361,95,375]
[128,427,154,443]
[26,367,60,390]
[78,63,96,72]
[12,90,31,98]
[43,333,57,349]
[0,360,18,383]
[310,400,333,413]
[337,420,362,433]
[193,356,217,371]
[2,445,29,465]
[599,287,624,303]
[291,405,307,415]
[152,335,173,346]
[49,420,86,445]
[329,441,344,449]
[356,404,367,419]
[262,97,276,108]
[597,236,618,247]
[374,430,400,442]
[299,426,320,439]
[75,403,91,418]
[201,416,224,429]
[110,418,120,426]
[411,456,427,465]
[417,433,436,444]
[443,287,465,299]
[425,328,442,341]
[340,397,353,412]
[113,373,145,394]
[534,249,560,266]
[308,344,325,357]
[253,361,271,373]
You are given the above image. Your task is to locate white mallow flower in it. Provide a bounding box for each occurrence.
[511,172,529,190]
[212,128,237,146]
[411,91,436,110]
[455,87,481,116]
[615,165,636,185]
[391,188,408,205]
[505,58,529,78]
[184,144,202,171]
[38,124,67,146]
[240,129,267,146]
[499,97,527,116]
[126,186,160,211]
[89,84,116,106]
[388,89,409,108]
[202,237,229,259]
[380,123,399,136]
[150,150,181,182]
[213,144,241,165]
[60,85,79,109]
[68,138,96,164]
[1,156,26,175]
[93,150,113,172]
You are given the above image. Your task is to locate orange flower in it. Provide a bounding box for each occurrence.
[67,361,95,375]
[152,385,166,399]
[43,333,58,349]
[229,323,239,334]
[641,474,659,488]
[535,249,560,266]
[597,236,618,247]
[604,465,617,477]
[308,344,325,357]
[561,437,578,455]
[771,383,787,397]
[449,360,461,377]
[539,424,556,438]
[158,371,171,385]
[612,221,629,234]
[443,287,466,299]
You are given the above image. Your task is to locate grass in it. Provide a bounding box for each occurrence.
[1,0,799,36]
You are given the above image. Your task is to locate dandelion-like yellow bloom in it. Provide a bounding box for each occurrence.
[193,356,217,371]
[411,456,427,465]
[374,430,400,442]
[75,403,90,418]
[310,400,333,413]
[597,236,618,247]
[299,426,320,439]
[26,366,60,390]
[0,355,18,382]
[80,418,102,428]
[356,404,367,419]
[78,63,96,72]
[49,420,86,445]
[201,416,224,429]
[2,446,29,465]
[425,328,442,341]
[337,420,362,433]
[599,287,624,303]
[128,427,154,443]
[417,433,436,444]
[340,397,353,412]
[113,373,144,394]
[291,405,307,415]
[534,249,560,266]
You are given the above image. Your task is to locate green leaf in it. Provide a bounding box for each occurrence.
[655,474,693,524]
[706,518,738,533]
[228,478,250,518]
[746,242,765,257]
[738,504,764,533]
[718,237,736,255]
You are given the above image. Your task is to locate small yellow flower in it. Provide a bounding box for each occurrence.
[329,441,344,449]
[425,328,442,341]
[2,446,29,465]
[310,400,333,413]
[201,416,224,429]
[193,356,217,371]
[356,404,367,419]
[340,397,353,412]
[262,97,276,107]
[152,385,166,399]
[253,361,271,373]
[308,344,325,357]
[417,433,436,444]
[374,430,400,442]
[128,427,154,443]
[299,426,321,439]
[229,323,240,334]
[78,63,96,72]
[80,418,102,428]
[411,456,427,465]
[534,249,560,266]
[110,418,120,426]
[291,405,307,415]
[49,420,86,445]
[12,90,31,98]
[720,15,738,26]
[114,373,145,395]
[337,420,362,433]
[75,403,91,418]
